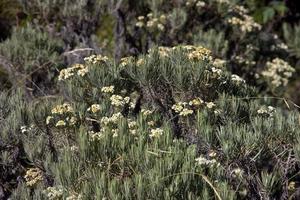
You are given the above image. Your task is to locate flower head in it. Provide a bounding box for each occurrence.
[150,128,164,138]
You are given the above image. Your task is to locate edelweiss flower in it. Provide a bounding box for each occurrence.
[189,98,204,106]
[196,1,206,8]
[88,104,101,113]
[77,67,89,77]
[120,57,134,67]
[90,131,104,141]
[213,59,226,68]
[138,16,145,21]
[179,108,193,116]
[172,102,185,113]
[141,109,153,116]
[46,116,54,125]
[232,168,243,178]
[136,58,145,66]
[84,54,108,64]
[261,58,295,88]
[231,74,246,85]
[257,106,276,117]
[187,46,212,61]
[112,129,119,137]
[147,121,155,126]
[206,102,216,109]
[51,103,74,115]
[149,128,164,138]
[195,156,217,166]
[56,120,66,127]
[58,64,88,80]
[44,186,64,200]
[128,121,137,129]
[69,116,77,125]
[24,168,43,187]
[110,95,125,107]
[227,14,261,33]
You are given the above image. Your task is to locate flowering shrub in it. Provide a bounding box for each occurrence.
[261,58,295,91]
[1,1,300,200]
[124,0,295,96]
[1,46,298,199]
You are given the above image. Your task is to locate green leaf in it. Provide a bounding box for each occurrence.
[262,7,275,24]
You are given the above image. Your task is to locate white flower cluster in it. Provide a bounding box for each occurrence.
[128,120,138,135]
[46,116,53,125]
[172,98,221,116]
[111,129,119,137]
[185,0,206,8]
[87,104,101,113]
[213,58,227,68]
[210,67,223,79]
[58,64,89,81]
[43,186,64,200]
[180,108,194,116]
[56,120,66,127]
[206,102,216,109]
[157,46,172,57]
[53,116,77,127]
[149,45,212,61]
[231,74,246,85]
[89,112,124,140]
[276,42,288,50]
[110,95,130,107]
[101,85,114,94]
[205,102,221,114]
[120,56,134,67]
[195,156,219,166]
[66,194,83,200]
[101,112,123,126]
[186,46,212,61]
[189,98,205,106]
[149,128,164,138]
[48,103,77,127]
[231,5,249,15]
[89,130,104,141]
[24,167,44,187]
[228,16,261,33]
[20,125,34,133]
[141,109,154,117]
[234,55,256,66]
[136,13,167,31]
[136,58,145,66]
[206,58,227,79]
[172,102,194,117]
[68,116,77,125]
[261,58,295,88]
[214,0,230,4]
[70,145,79,152]
[257,106,276,117]
[232,168,244,178]
[84,54,108,64]
[51,103,74,115]
[227,6,261,33]
[147,120,155,127]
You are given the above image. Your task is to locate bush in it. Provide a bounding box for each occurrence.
[1,46,298,199]
[1,0,300,199]
[0,25,63,95]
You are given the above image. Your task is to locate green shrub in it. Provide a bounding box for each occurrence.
[0,25,63,95]
[1,1,300,199]
[2,46,298,199]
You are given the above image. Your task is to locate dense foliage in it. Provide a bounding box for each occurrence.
[0,0,300,199]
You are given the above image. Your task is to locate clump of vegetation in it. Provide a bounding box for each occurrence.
[1,0,300,199]
[0,26,63,96]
